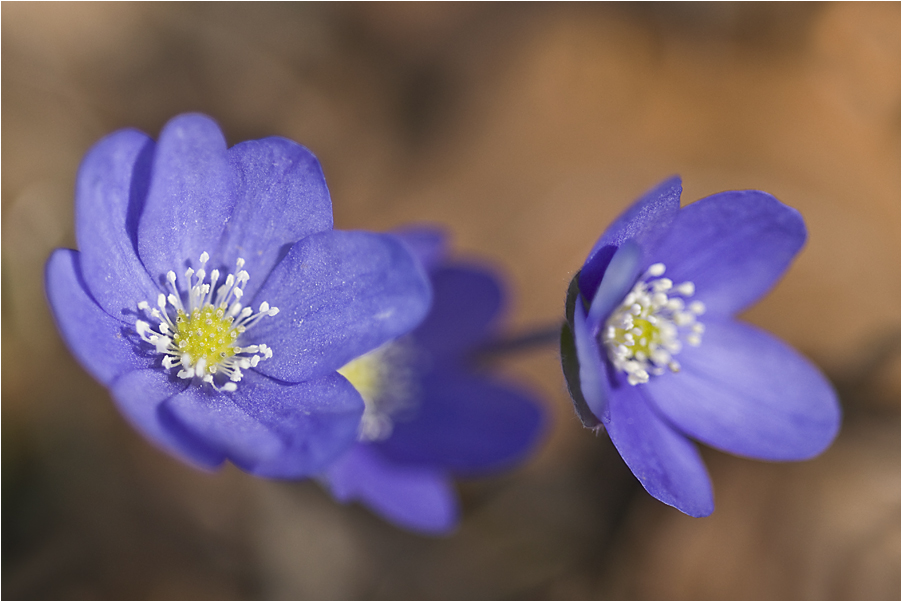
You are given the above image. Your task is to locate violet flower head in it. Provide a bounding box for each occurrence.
[324,228,547,534]
[561,177,841,517]
[45,113,431,478]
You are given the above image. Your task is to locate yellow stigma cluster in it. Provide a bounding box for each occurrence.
[172,306,241,367]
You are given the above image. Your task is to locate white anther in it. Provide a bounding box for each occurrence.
[653,278,673,292]
[199,252,209,264]
[673,312,694,326]
[648,263,666,277]
[688,300,706,315]
[666,298,685,311]
[674,282,695,296]
[651,349,671,365]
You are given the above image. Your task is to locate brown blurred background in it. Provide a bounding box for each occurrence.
[3,3,899,599]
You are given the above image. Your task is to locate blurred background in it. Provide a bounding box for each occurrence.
[3,2,899,599]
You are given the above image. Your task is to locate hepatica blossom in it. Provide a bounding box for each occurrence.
[45,113,431,478]
[323,229,547,534]
[561,177,841,517]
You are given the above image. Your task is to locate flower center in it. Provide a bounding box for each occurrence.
[602,262,705,386]
[135,252,278,392]
[338,340,419,442]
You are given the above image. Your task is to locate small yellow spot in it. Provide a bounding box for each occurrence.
[338,352,384,405]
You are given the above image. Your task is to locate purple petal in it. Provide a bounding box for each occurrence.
[646,190,806,316]
[412,264,503,360]
[137,114,233,284]
[74,128,161,319]
[572,299,611,422]
[110,369,224,469]
[643,319,841,461]
[251,230,431,383]
[604,383,714,517]
[162,371,363,478]
[219,137,333,300]
[325,444,458,534]
[391,225,449,272]
[45,249,154,385]
[377,368,546,475]
[580,177,682,299]
[585,240,642,334]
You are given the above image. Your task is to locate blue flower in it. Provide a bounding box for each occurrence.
[561,177,841,517]
[323,228,547,534]
[45,113,431,478]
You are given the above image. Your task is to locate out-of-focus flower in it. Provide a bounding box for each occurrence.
[324,228,547,534]
[45,113,431,478]
[561,177,841,517]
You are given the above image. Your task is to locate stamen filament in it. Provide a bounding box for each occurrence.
[135,252,278,392]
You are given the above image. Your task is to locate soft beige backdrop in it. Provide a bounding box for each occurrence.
[3,3,899,599]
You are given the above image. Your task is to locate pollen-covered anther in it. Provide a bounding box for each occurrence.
[135,252,278,392]
[602,263,705,386]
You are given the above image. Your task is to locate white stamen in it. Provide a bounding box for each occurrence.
[647,263,666,277]
[602,262,704,386]
[133,250,277,392]
[674,282,695,296]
